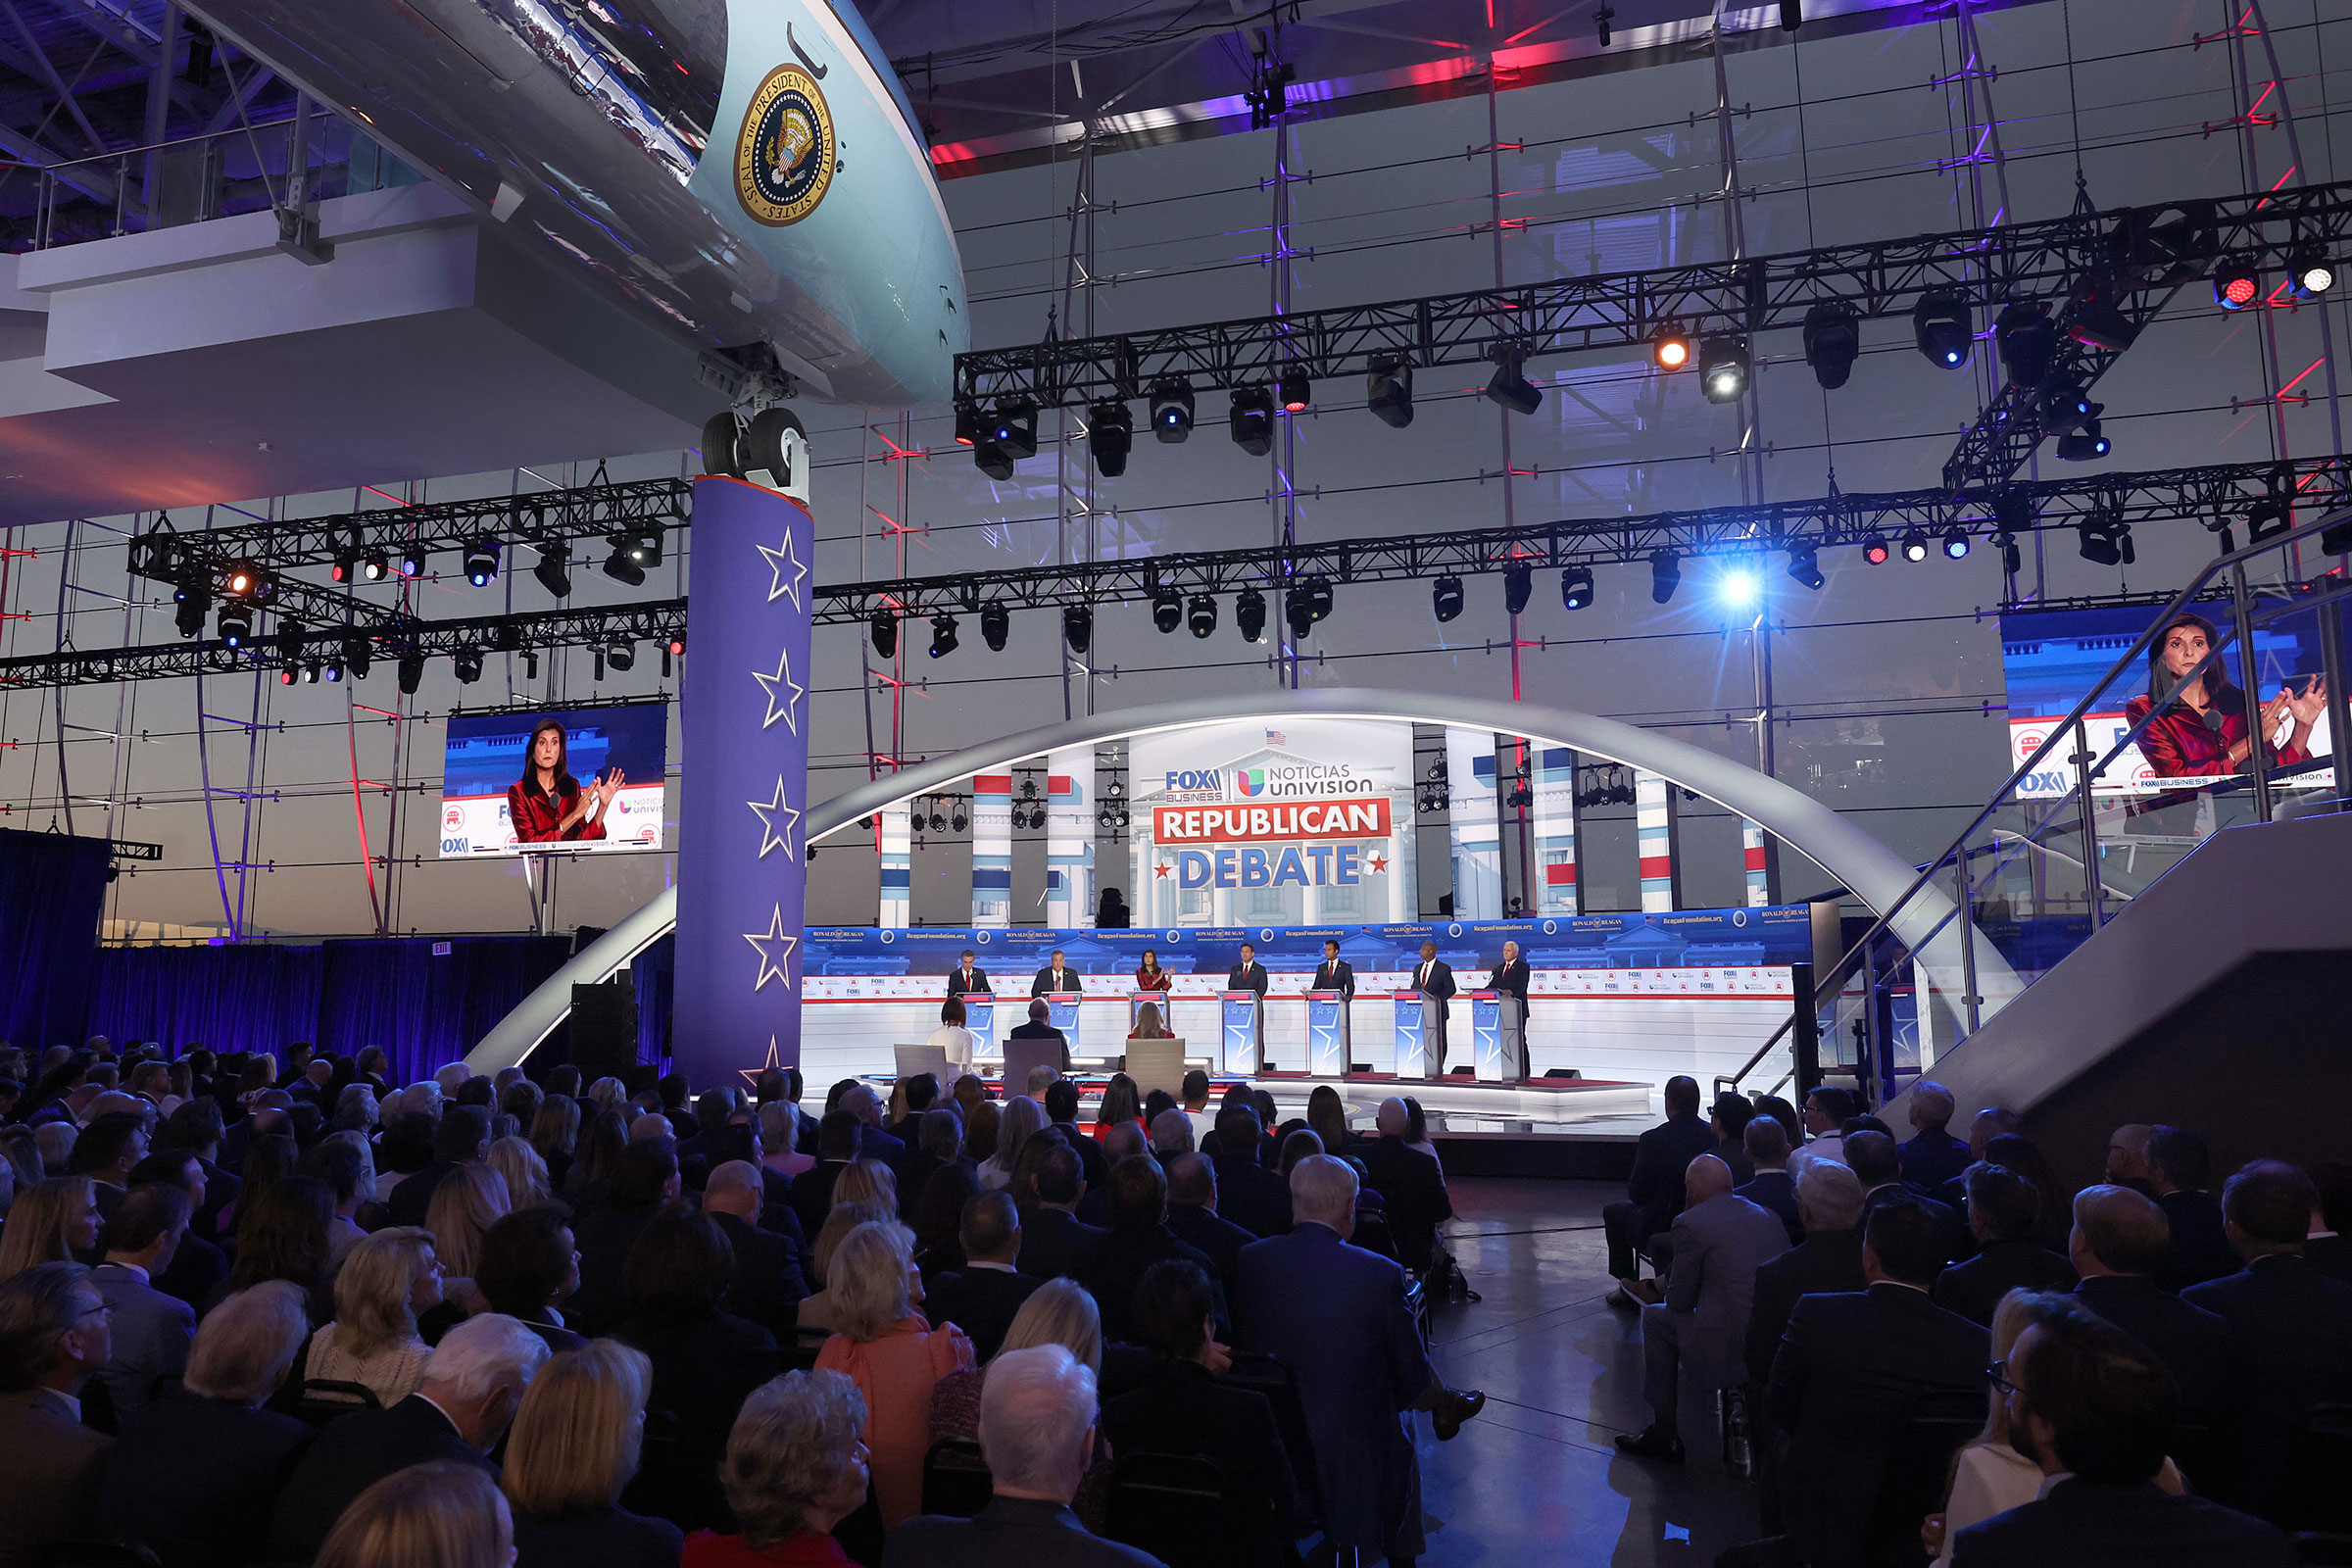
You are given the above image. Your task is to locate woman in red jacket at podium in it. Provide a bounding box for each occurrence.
[508,719,622,844]
[1134,949,1173,995]
[2122,612,2326,779]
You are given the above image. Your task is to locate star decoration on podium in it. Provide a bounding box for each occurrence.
[752,648,806,734]
[756,525,808,610]
[747,776,803,859]
[738,1036,787,1090]
[744,905,799,991]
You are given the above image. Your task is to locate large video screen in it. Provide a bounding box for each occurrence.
[438,704,668,858]
[2000,601,2333,799]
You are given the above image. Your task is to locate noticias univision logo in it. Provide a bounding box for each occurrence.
[1236,769,1266,798]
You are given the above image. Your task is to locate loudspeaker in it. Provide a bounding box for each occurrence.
[1543,1067,1582,1079]
[570,979,639,1077]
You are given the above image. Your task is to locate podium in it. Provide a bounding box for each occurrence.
[1130,990,1173,1029]
[962,995,996,1054]
[1046,993,1083,1059]
[1392,993,1431,1079]
[1306,991,1350,1078]
[1469,991,1523,1083]
[1220,991,1261,1073]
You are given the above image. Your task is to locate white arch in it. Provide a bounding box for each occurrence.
[466,687,2011,1074]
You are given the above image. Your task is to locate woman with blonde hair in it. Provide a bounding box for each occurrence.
[924,1277,1113,1527]
[830,1156,897,1215]
[426,1160,512,1279]
[977,1095,1043,1192]
[794,1200,894,1335]
[758,1102,814,1182]
[305,1226,441,1406]
[0,1175,99,1279]
[528,1095,581,1192]
[687,1370,870,1568]
[812,1220,972,1528]
[318,1461,512,1568]
[505,1341,682,1568]
[488,1136,556,1212]
[585,1076,629,1117]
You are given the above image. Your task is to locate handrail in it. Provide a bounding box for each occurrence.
[1722,503,2352,1097]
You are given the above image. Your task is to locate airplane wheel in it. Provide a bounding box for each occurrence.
[743,407,808,487]
[701,412,744,477]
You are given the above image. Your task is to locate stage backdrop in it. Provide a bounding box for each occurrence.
[0,828,111,1049]
[1128,718,1418,927]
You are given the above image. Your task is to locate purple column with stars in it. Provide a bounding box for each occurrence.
[671,475,811,1091]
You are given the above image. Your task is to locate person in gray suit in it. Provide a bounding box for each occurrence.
[0,1262,115,1568]
[1617,1153,1792,1462]
[89,1182,197,1420]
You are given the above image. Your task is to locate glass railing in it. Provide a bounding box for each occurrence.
[1722,509,2352,1104]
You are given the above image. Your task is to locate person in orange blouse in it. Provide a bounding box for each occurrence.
[810,1221,972,1530]
[507,719,622,843]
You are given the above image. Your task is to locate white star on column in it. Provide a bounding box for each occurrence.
[747,775,803,859]
[757,525,808,610]
[751,648,806,734]
[744,906,799,991]
[739,1036,786,1090]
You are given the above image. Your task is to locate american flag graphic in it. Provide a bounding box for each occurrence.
[1265,729,1287,746]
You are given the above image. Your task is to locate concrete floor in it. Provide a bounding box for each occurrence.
[1413,1177,1762,1567]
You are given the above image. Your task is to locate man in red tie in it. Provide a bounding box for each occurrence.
[1314,939,1356,1003]
[1414,940,1456,1075]
[947,950,992,999]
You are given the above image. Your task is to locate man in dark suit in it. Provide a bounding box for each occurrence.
[0,1263,114,1568]
[1072,1157,1223,1342]
[947,951,992,998]
[569,1140,683,1336]
[1934,1161,2076,1327]
[1016,1144,1105,1281]
[2182,1160,2352,1522]
[269,1313,549,1563]
[1312,939,1354,1001]
[387,1103,492,1227]
[787,1110,861,1242]
[702,1160,808,1337]
[1040,1082,1105,1188]
[127,1150,227,1308]
[1411,940,1456,1075]
[1736,1115,1802,1246]
[897,1107,979,1224]
[1362,1097,1452,1272]
[89,1183,198,1420]
[1848,1130,1963,1264]
[885,1344,1160,1568]
[2149,1126,2241,1292]
[1767,1197,1988,1568]
[1230,1155,1481,1565]
[886,1074,941,1152]
[1225,944,1269,1068]
[1030,950,1081,997]
[1207,1106,1292,1238]
[1897,1079,1972,1193]
[1486,940,1532,1078]
[1604,1074,1717,1296]
[837,1082,907,1170]
[1164,1154,1254,1280]
[924,1193,1040,1361]
[1010,999,1073,1075]
[1949,1304,2293,1567]
[1743,1159,1865,1388]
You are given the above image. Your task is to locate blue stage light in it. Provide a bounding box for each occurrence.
[1718,564,1762,610]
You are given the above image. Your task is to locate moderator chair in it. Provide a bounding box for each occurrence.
[919,1436,994,1518]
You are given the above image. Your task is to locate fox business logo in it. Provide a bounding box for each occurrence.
[1162,762,1374,804]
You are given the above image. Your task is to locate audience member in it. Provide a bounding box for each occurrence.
[317,1459,514,1568]
[1041,1081,1106,1188]
[1603,1075,1715,1298]
[979,1097,1044,1193]
[1782,1085,1856,1178]
[1617,1152,1789,1462]
[2146,1126,2240,1291]
[1934,1163,2077,1327]
[2066,1184,2237,1461]
[1073,1155,1221,1344]
[689,1369,871,1568]
[1735,1115,1801,1246]
[0,1175,99,1279]
[1361,1097,1452,1272]
[1981,1132,2075,1253]
[475,1206,588,1353]
[925,1278,1114,1533]
[303,1135,372,1262]
[269,1312,550,1563]
[505,1340,683,1568]
[700,1159,808,1336]
[1207,1106,1291,1238]
[796,1200,896,1336]
[88,1180,197,1419]
[1847,1131,1961,1259]
[789,1112,865,1239]
[1017,1143,1105,1280]
[489,1136,556,1212]
[572,1139,684,1335]
[427,1160,514,1281]
[2104,1123,2155,1194]
[838,1084,908,1170]
[1162,1152,1252,1281]
[0,1262,113,1568]
[1709,1092,1757,1185]
[388,1104,493,1227]
[1075,1121,1148,1226]
[307,1226,442,1406]
[1897,1081,1971,1192]
[813,1219,974,1529]
[69,1112,149,1219]
[922,1191,1040,1360]
[1146,1107,1193,1161]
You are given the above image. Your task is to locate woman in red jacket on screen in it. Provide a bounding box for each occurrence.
[508,718,623,843]
[2122,612,2327,778]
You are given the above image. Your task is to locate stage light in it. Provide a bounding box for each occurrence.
[277,626,307,669]
[2076,518,2130,566]
[869,610,898,660]
[929,802,948,832]
[362,552,389,583]
[981,601,1009,652]
[1781,0,1802,28]
[1152,587,1183,634]
[2290,251,2336,297]
[1914,292,1973,368]
[1277,368,1311,413]
[1503,563,1533,615]
[1993,532,2023,575]
[1229,384,1274,456]
[668,635,686,658]
[1484,354,1543,416]
[277,666,295,686]
[2041,383,2100,435]
[603,537,647,587]
[453,648,483,684]
[2214,258,2259,311]
[321,662,341,684]
[1652,327,1692,370]
[658,643,670,678]
[1594,5,1613,45]
[2056,422,2111,461]
[973,441,1015,481]
[1366,360,1414,428]
[532,541,571,599]
[2247,498,2291,542]
[1861,534,1890,565]
[1150,378,1195,443]
[1063,604,1093,656]
[1561,565,1594,611]
[952,804,969,832]
[1432,576,1464,622]
[928,613,958,659]
[174,582,209,639]
[2067,272,2139,351]
[344,636,372,679]
[1786,545,1824,591]
[1900,527,1931,563]
[400,547,427,578]
[1188,594,1217,638]
[1802,301,1859,389]
[330,552,356,584]
[988,401,1038,460]
[953,403,982,447]
[398,652,424,694]
[1942,527,1972,560]
[1235,586,1267,643]
[1718,564,1761,610]
[463,539,500,587]
[1088,400,1132,476]
[1698,336,1750,404]
[129,526,174,581]
[222,559,263,597]
[1995,301,2056,387]
[1649,549,1681,605]
[593,650,606,681]
[217,604,251,646]
[1286,575,1333,639]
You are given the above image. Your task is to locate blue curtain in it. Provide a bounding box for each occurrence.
[86,944,324,1054]
[0,829,111,1049]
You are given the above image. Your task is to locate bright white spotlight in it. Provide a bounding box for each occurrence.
[1718,565,1762,610]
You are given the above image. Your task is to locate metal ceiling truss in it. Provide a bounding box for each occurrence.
[951,179,2352,491]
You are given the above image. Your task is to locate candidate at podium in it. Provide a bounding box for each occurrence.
[1313,939,1355,1002]
[1134,948,1173,995]
[1226,942,1270,999]
[1008,997,1071,1072]
[1031,949,1083,996]
[1488,940,1531,1078]
[946,950,991,998]
[1412,941,1456,1074]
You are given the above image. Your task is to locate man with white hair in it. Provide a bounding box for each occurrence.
[884,1344,1160,1567]
[433,1061,470,1099]
[1361,1097,1451,1273]
[1025,1063,1060,1102]
[1742,1159,1867,1391]
[838,1081,907,1167]
[268,1312,548,1561]
[1147,1107,1194,1160]
[1231,1154,1483,1564]
[1897,1078,1970,1192]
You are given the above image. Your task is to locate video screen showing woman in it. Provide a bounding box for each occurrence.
[2122,612,2327,779]
[507,718,625,844]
